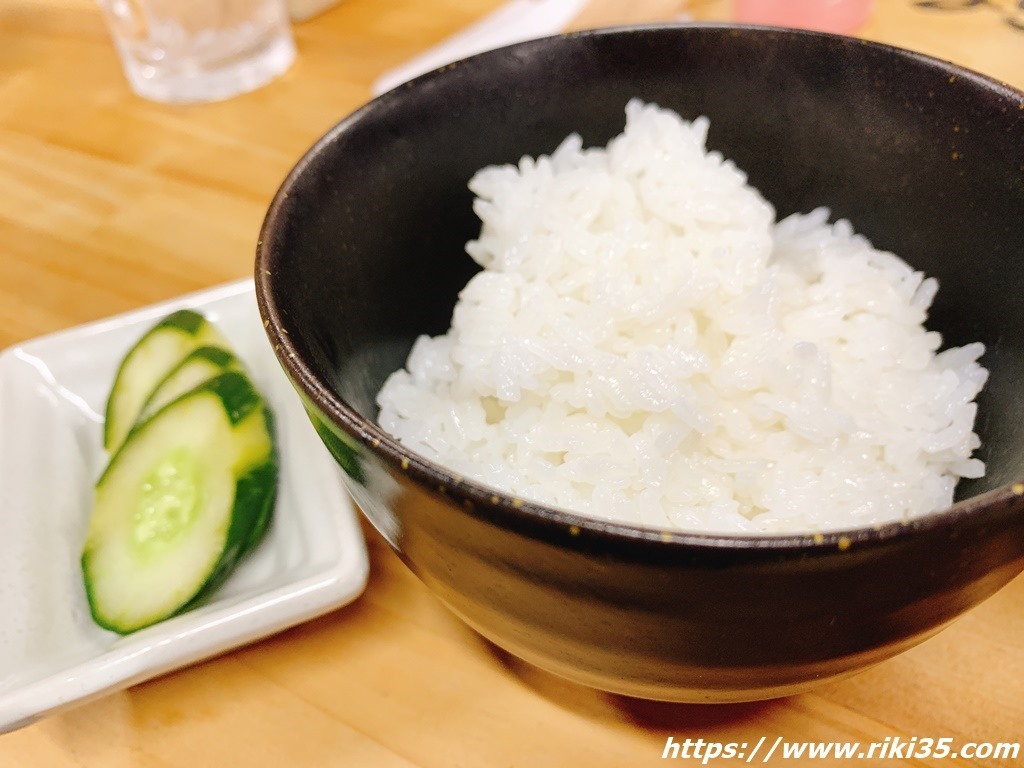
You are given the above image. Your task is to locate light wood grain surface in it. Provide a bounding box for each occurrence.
[2,1,1023,765]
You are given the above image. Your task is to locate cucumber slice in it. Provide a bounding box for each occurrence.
[138,345,240,423]
[103,310,227,452]
[83,370,277,634]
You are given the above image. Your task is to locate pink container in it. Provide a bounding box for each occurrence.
[733,0,873,34]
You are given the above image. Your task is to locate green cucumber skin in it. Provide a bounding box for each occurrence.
[137,345,241,422]
[102,310,224,451]
[205,369,264,426]
[187,346,236,368]
[85,370,277,634]
[237,408,278,556]
[159,309,207,335]
[184,459,278,611]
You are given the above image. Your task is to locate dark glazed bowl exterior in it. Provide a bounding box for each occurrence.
[256,26,1024,701]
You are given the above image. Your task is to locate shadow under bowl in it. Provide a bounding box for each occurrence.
[256,25,1024,702]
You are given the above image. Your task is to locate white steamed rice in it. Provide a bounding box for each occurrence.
[376,100,988,534]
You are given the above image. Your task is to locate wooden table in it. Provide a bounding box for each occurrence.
[2,1,1022,765]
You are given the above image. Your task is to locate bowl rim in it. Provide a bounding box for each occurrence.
[256,22,1024,554]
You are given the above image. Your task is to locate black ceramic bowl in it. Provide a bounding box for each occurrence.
[256,25,1024,702]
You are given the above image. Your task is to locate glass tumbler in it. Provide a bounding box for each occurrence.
[96,0,297,104]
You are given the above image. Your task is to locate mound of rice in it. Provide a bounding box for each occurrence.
[376,100,988,534]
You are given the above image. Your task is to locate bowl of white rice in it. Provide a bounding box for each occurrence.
[257,25,1024,701]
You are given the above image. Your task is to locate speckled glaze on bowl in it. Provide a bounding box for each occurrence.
[256,25,1024,702]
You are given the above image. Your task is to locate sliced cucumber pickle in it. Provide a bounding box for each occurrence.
[138,345,240,423]
[83,370,277,634]
[103,310,227,452]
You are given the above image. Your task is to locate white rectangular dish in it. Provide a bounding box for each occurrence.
[0,280,369,734]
